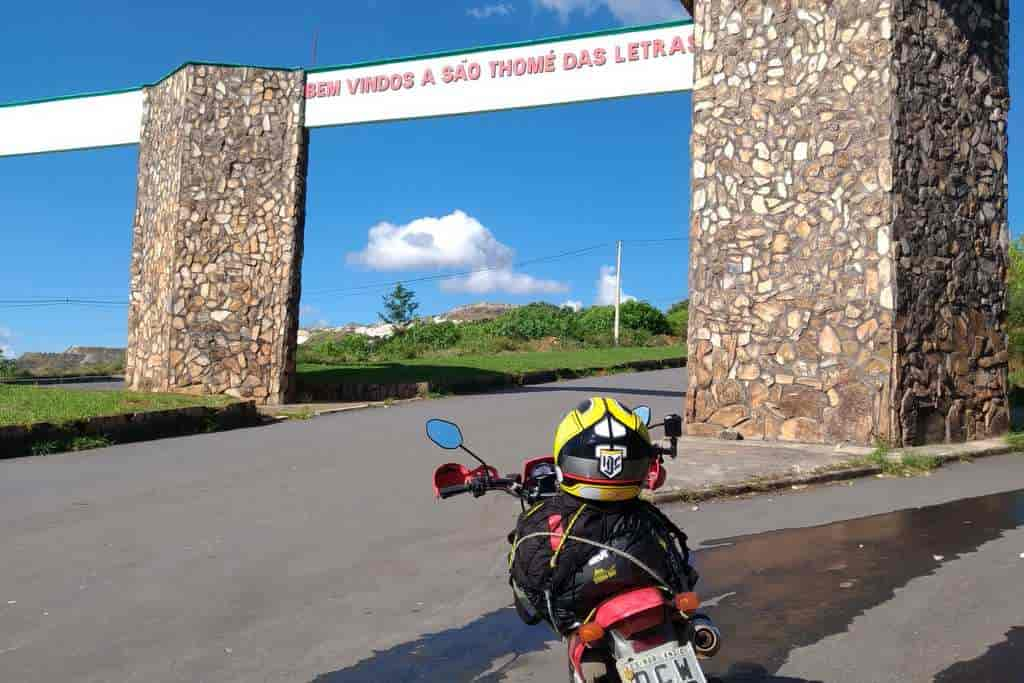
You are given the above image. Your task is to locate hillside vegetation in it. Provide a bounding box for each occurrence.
[297,301,685,366]
[298,346,685,387]
[1008,237,1024,389]
[10,347,126,379]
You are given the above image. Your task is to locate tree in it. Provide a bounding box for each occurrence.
[0,349,16,380]
[666,299,689,316]
[379,283,420,326]
[619,301,671,335]
[576,301,671,343]
[666,299,689,337]
[1008,237,1024,328]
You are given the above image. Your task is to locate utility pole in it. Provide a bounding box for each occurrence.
[614,240,622,347]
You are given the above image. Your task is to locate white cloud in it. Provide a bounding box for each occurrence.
[535,0,684,24]
[561,300,583,312]
[441,268,568,295]
[349,210,569,296]
[0,327,14,358]
[467,3,515,18]
[595,265,636,305]
[348,210,513,271]
[299,304,331,329]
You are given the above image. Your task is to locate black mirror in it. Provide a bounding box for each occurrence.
[663,414,683,438]
[633,405,652,427]
[426,419,464,450]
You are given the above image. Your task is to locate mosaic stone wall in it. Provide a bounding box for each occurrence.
[125,70,187,396]
[126,65,307,404]
[687,0,1008,445]
[891,0,1010,444]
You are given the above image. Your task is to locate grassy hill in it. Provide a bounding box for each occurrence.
[14,347,125,378]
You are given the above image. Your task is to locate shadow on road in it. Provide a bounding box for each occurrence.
[500,385,685,399]
[933,626,1024,682]
[710,663,822,682]
[311,606,556,682]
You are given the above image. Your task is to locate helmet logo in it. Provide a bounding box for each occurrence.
[597,446,626,478]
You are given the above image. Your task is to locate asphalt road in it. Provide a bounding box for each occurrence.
[2,368,1023,682]
[16,380,125,391]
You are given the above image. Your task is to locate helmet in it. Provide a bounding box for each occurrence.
[553,397,654,502]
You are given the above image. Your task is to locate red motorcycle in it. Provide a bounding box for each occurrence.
[426,407,721,683]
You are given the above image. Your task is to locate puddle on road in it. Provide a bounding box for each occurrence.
[311,606,557,682]
[696,488,1024,681]
[313,489,1023,682]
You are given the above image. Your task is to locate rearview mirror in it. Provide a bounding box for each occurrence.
[663,414,683,438]
[634,405,652,427]
[426,419,464,450]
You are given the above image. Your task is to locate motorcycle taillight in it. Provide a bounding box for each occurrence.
[613,607,665,639]
[624,627,669,654]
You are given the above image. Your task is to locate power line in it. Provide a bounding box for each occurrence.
[0,298,127,309]
[303,242,611,297]
[0,298,126,304]
[622,238,687,246]
[0,237,687,309]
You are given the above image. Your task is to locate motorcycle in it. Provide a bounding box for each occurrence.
[425,406,721,683]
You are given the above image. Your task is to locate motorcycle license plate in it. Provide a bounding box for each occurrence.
[616,642,707,683]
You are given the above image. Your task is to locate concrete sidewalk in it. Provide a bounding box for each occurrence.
[256,397,423,419]
[648,435,1018,504]
[248,361,1020,506]
[256,389,1019,505]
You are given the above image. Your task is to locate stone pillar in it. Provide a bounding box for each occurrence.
[891,0,1010,444]
[686,0,1008,446]
[126,65,307,405]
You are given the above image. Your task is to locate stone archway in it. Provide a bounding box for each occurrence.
[125,66,307,404]
[121,2,1010,447]
[684,0,1009,446]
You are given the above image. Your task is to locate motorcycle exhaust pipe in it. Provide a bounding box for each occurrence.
[690,615,721,659]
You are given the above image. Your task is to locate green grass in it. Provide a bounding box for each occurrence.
[297,346,684,386]
[0,385,235,427]
[859,440,941,476]
[1007,431,1024,451]
[30,435,113,455]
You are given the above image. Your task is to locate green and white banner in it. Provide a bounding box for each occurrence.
[305,22,694,128]
[0,21,693,157]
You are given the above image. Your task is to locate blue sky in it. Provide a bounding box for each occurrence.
[0,0,1019,355]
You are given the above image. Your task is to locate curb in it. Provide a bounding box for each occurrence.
[646,441,1020,505]
[0,375,125,386]
[261,396,425,421]
[0,401,261,459]
[295,356,687,403]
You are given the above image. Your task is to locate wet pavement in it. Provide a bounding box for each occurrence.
[309,487,1024,682]
[697,488,1024,682]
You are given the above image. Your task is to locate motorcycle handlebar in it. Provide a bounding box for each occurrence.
[655,437,679,459]
[438,484,470,499]
[438,476,519,500]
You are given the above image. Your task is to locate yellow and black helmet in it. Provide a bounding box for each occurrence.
[553,397,653,502]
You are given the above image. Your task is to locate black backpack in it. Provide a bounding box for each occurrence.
[508,493,697,633]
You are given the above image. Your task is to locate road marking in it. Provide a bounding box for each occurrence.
[701,591,736,608]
